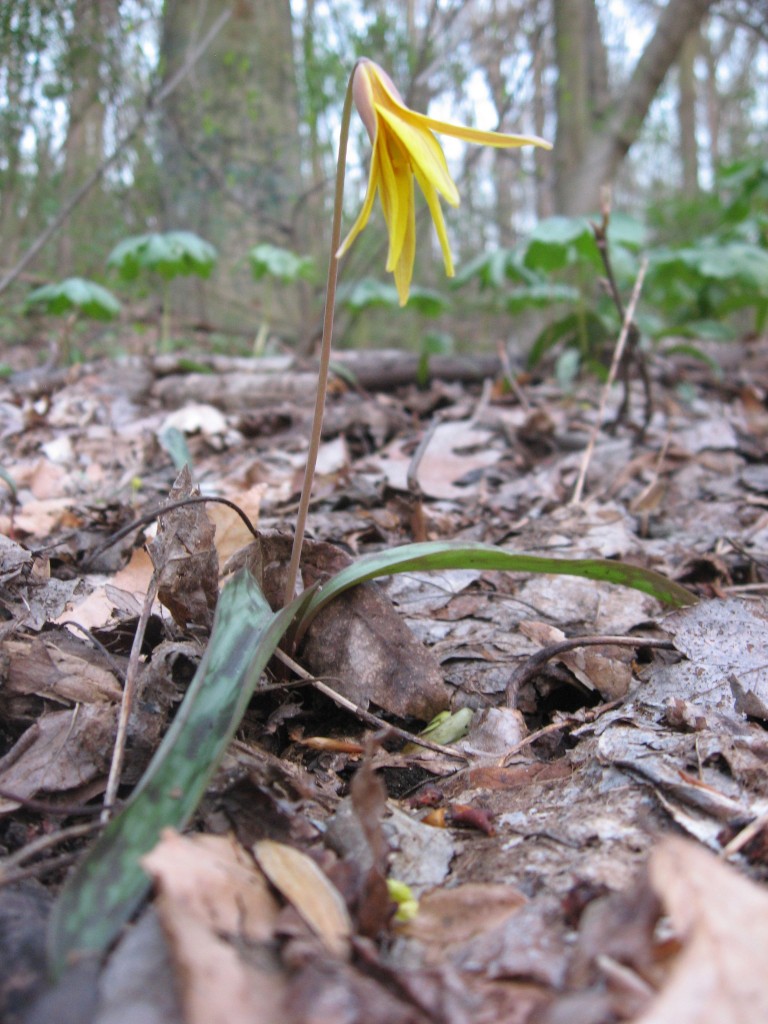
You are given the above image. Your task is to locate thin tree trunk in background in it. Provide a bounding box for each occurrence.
[678,28,700,196]
[57,0,113,275]
[531,25,554,220]
[160,0,302,331]
[0,48,25,266]
[553,0,591,214]
[702,31,722,169]
[554,0,716,215]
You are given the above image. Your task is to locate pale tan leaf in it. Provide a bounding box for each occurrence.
[142,830,285,1024]
[632,837,768,1024]
[253,839,352,959]
[0,704,116,813]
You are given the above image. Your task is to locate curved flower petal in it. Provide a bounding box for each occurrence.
[392,175,416,305]
[377,105,459,206]
[342,59,552,304]
[372,63,552,151]
[338,137,381,257]
[413,165,454,278]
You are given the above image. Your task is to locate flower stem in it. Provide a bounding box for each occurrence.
[282,63,360,608]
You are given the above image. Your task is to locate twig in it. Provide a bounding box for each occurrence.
[506,634,673,704]
[496,339,530,410]
[101,574,159,822]
[54,620,127,683]
[501,699,624,766]
[570,258,648,505]
[721,807,768,859]
[0,822,101,887]
[591,192,652,431]
[83,494,260,566]
[274,648,467,760]
[0,787,107,817]
[0,8,233,296]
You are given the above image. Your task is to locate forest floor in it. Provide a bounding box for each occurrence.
[1,335,768,1023]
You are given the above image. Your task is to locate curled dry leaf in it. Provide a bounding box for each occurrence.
[633,837,768,1024]
[142,830,285,1024]
[148,465,219,631]
[253,839,352,959]
[0,704,116,813]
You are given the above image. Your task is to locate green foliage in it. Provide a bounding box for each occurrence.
[25,277,121,320]
[107,231,218,282]
[106,231,217,351]
[417,330,454,388]
[341,278,450,317]
[455,158,768,374]
[47,540,692,974]
[48,575,315,976]
[248,243,316,284]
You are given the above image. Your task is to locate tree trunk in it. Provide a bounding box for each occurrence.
[553,0,592,213]
[678,29,700,196]
[159,0,302,329]
[57,0,114,275]
[554,0,716,215]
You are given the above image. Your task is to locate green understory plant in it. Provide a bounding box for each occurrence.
[454,157,768,383]
[48,59,697,976]
[248,243,317,353]
[24,276,121,362]
[107,230,218,351]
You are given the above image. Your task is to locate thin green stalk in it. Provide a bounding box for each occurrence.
[283,62,361,608]
[160,278,171,351]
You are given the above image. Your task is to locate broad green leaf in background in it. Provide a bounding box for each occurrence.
[605,212,647,250]
[47,570,313,977]
[25,278,121,320]
[342,278,450,316]
[506,282,580,314]
[523,216,601,272]
[341,277,401,311]
[107,231,218,281]
[248,243,316,284]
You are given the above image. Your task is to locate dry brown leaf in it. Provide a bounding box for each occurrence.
[142,830,285,1024]
[0,704,116,813]
[401,882,527,958]
[208,483,267,566]
[253,839,352,959]
[247,533,450,720]
[366,420,500,499]
[632,837,768,1023]
[55,546,155,631]
[148,466,219,630]
[520,620,633,700]
[1,638,122,704]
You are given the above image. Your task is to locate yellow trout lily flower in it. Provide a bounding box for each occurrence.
[338,59,552,306]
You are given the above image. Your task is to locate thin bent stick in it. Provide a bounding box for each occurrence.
[101,575,159,822]
[570,257,648,505]
[283,62,362,608]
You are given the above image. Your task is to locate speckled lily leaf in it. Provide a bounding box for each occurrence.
[296,540,695,642]
[47,569,314,977]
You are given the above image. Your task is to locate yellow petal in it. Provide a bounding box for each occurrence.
[377,105,459,206]
[371,63,551,151]
[376,132,410,272]
[393,177,416,306]
[337,132,381,257]
[413,165,454,277]
[411,110,553,151]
